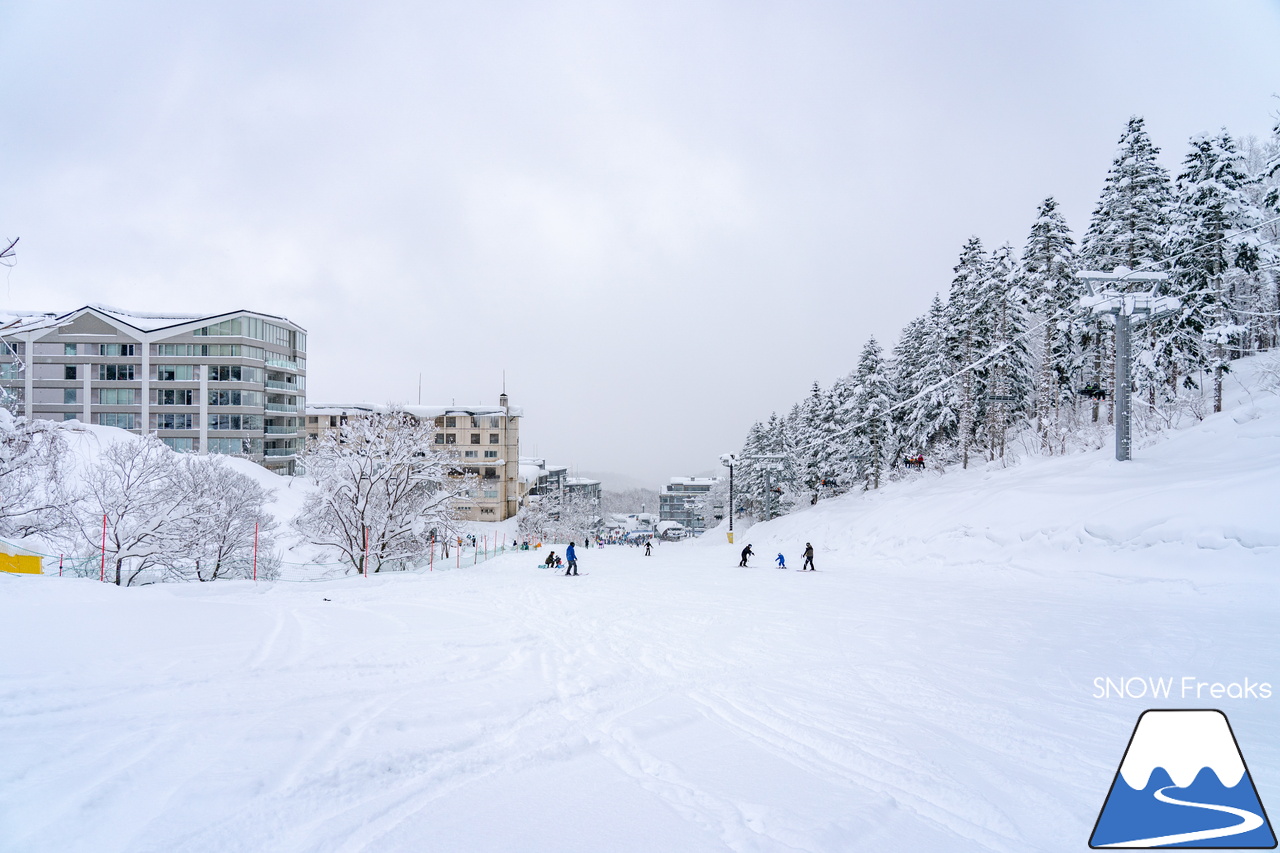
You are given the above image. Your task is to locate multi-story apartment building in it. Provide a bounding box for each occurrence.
[1,305,306,474]
[304,394,521,521]
[519,458,568,499]
[659,477,721,534]
[565,477,602,505]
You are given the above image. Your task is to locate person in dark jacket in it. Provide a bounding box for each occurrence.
[644,541,652,556]
[544,551,556,568]
[802,542,815,571]
[565,542,579,576]
[739,544,754,567]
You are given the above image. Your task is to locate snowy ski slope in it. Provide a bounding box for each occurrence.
[1,365,1277,852]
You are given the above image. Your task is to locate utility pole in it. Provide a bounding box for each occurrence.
[1076,268,1178,461]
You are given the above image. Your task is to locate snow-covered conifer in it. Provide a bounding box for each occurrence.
[847,336,895,488]
[1019,197,1081,450]
[946,238,992,468]
[1081,116,1174,273]
[1167,129,1264,411]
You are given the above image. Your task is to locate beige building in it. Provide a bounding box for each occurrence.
[305,394,521,521]
[2,305,306,475]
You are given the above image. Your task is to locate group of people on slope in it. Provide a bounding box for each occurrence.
[543,543,581,575]
[739,542,815,571]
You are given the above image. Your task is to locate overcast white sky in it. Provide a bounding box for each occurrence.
[3,1,1279,488]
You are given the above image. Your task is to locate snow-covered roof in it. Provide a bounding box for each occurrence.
[308,402,523,418]
[565,477,600,487]
[667,477,720,486]
[519,464,546,483]
[2,305,306,336]
[0,310,62,335]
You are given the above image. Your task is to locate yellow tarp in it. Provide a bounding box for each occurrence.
[0,552,42,574]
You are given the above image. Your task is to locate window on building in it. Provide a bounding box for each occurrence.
[62,412,78,421]
[481,508,495,516]
[307,416,318,425]
[0,362,21,380]
[483,490,498,499]
[484,467,497,479]
[435,434,445,444]
[63,388,77,404]
[489,433,500,444]
[98,364,135,381]
[445,433,456,444]
[156,389,195,406]
[98,343,135,356]
[153,413,194,430]
[484,450,498,458]
[489,416,501,428]
[155,364,195,381]
[96,412,137,429]
[99,388,136,406]
[445,417,456,428]
[162,437,197,453]
[64,364,77,380]
[2,341,24,357]
[464,450,478,458]
[64,343,77,356]
[470,433,481,444]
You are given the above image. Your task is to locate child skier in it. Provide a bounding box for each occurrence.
[775,553,786,569]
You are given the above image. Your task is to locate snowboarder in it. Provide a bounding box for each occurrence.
[644,541,652,556]
[565,542,579,576]
[544,551,556,568]
[802,542,815,571]
[739,544,754,567]
[775,553,786,569]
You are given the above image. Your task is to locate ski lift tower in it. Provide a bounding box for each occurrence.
[1075,268,1179,461]
[741,453,789,520]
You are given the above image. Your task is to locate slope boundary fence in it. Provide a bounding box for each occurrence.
[0,535,511,585]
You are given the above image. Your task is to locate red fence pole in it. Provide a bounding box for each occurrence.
[252,522,259,581]
[363,526,369,577]
[100,514,107,583]
[429,536,434,572]
[59,554,63,577]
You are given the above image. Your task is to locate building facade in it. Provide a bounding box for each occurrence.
[1,305,306,474]
[305,395,522,521]
[659,477,721,534]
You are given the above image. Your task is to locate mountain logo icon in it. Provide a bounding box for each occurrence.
[1090,709,1276,848]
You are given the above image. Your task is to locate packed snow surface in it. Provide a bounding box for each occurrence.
[2,375,1278,851]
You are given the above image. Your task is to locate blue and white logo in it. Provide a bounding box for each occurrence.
[1090,709,1276,848]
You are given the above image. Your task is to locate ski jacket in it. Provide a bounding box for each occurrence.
[566,545,577,562]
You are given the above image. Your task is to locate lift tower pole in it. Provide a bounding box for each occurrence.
[1075,268,1179,461]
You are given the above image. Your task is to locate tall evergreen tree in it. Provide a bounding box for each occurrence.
[1168,129,1264,411]
[1081,116,1174,273]
[901,295,958,455]
[1019,197,1080,451]
[946,237,991,468]
[1081,117,1175,423]
[847,336,895,488]
[981,244,1034,460]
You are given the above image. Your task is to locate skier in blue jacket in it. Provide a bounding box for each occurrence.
[565,542,579,576]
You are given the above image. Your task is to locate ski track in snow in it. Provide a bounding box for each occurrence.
[1,535,1273,853]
